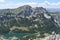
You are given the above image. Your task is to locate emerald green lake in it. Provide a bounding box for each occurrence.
[3,33,30,38]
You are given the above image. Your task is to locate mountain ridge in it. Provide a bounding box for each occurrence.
[0,5,59,36]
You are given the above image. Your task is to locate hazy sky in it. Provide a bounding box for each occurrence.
[0,0,60,9]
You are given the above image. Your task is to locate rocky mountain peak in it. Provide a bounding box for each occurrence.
[17,5,48,17]
[33,7,47,14]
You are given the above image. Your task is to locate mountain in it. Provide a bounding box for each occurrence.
[0,5,32,15]
[0,5,60,37]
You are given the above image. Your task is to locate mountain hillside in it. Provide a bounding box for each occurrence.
[0,5,60,37]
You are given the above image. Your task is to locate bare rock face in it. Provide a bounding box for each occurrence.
[33,7,47,14]
[18,5,33,16]
[17,5,48,17]
[41,34,60,40]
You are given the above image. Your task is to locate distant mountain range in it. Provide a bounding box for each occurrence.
[47,8,60,12]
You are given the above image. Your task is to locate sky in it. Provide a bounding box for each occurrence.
[0,0,60,9]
